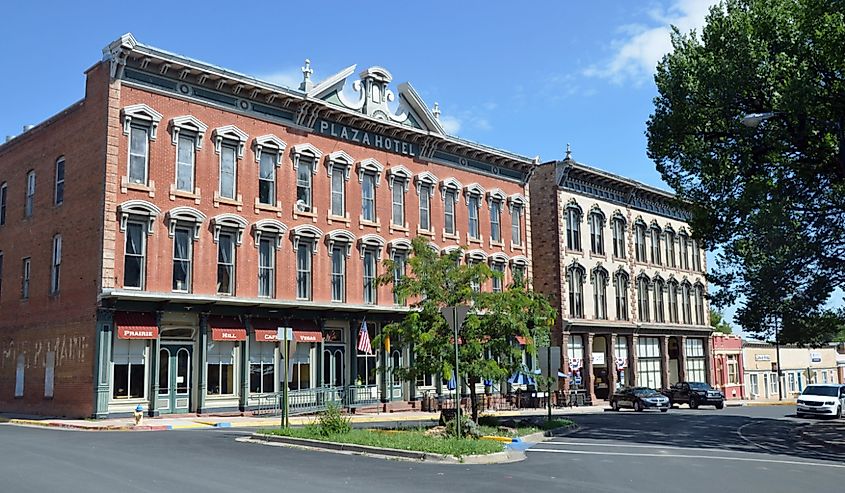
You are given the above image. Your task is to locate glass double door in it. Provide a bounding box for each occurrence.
[158,344,192,414]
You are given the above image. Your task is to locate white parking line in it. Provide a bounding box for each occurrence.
[544,441,738,453]
[527,448,845,469]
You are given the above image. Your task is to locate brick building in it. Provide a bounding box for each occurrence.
[0,34,535,418]
[711,333,744,400]
[530,151,712,404]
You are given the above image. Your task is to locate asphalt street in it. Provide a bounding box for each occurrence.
[1,406,842,493]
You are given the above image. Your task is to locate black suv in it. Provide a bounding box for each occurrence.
[662,382,725,409]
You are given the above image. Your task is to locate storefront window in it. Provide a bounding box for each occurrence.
[288,344,312,390]
[685,338,706,382]
[250,342,275,394]
[637,337,661,389]
[727,355,739,384]
[112,338,147,399]
[207,341,235,395]
[614,336,628,388]
[356,324,379,386]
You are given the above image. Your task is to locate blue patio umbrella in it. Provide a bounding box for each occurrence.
[447,372,457,390]
[508,370,535,386]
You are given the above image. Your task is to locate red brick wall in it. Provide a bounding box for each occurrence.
[0,63,112,417]
[111,84,528,303]
[527,163,563,336]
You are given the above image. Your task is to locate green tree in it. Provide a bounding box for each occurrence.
[377,237,555,422]
[646,0,845,343]
[709,308,733,334]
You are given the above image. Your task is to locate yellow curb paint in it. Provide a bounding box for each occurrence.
[193,420,223,426]
[171,423,213,430]
[480,435,514,443]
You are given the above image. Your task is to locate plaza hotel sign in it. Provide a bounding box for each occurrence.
[314,119,419,158]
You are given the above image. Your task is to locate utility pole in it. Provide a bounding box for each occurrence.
[775,317,783,401]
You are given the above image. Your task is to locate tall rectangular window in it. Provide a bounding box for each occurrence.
[419,185,431,231]
[297,244,312,300]
[612,218,626,258]
[637,277,650,322]
[25,170,35,218]
[665,232,676,268]
[444,191,456,234]
[124,222,146,289]
[490,201,501,242]
[668,282,679,323]
[331,167,345,216]
[682,283,692,324]
[468,196,479,239]
[249,342,275,394]
[651,228,662,265]
[216,232,235,295]
[363,249,377,304]
[54,157,65,206]
[128,125,149,185]
[258,152,276,205]
[635,224,647,262]
[0,252,4,299]
[172,227,192,292]
[112,338,147,399]
[362,173,376,221]
[653,281,665,323]
[680,236,690,269]
[176,134,195,193]
[21,257,31,299]
[637,337,662,389]
[206,341,235,395]
[331,246,345,302]
[392,183,405,226]
[258,238,275,298]
[296,158,313,211]
[50,235,61,294]
[492,262,504,293]
[565,208,581,251]
[393,252,406,304]
[219,144,237,200]
[589,213,604,255]
[692,239,702,271]
[615,273,629,321]
[511,205,523,246]
[0,182,6,225]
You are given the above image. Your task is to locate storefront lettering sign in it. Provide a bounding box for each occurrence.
[754,354,771,361]
[314,119,418,158]
[592,352,605,366]
[810,352,822,364]
[211,328,246,341]
[117,327,159,339]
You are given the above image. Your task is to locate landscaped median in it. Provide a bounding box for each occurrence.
[248,416,575,463]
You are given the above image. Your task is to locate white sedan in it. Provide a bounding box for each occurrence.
[796,384,845,419]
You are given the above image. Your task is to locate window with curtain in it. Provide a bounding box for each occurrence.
[565,207,582,251]
[258,237,275,298]
[331,246,345,302]
[593,269,608,319]
[468,195,480,239]
[444,190,456,234]
[363,249,377,304]
[258,151,276,205]
[490,200,501,242]
[172,227,192,292]
[124,221,146,289]
[296,157,313,211]
[419,184,431,231]
[362,172,376,221]
[216,232,235,295]
[392,181,405,226]
[112,338,147,399]
[129,125,149,185]
[637,276,650,322]
[331,167,345,216]
[511,204,522,246]
[492,262,505,293]
[219,143,237,200]
[637,337,661,389]
[176,133,195,193]
[206,340,235,395]
[297,243,312,300]
[614,271,629,320]
[249,342,275,394]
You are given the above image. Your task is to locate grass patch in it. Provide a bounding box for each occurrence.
[477,418,575,437]
[261,426,504,458]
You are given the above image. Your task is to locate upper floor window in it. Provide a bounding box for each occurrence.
[653,277,665,323]
[692,239,702,272]
[694,283,705,325]
[327,151,353,218]
[511,204,523,246]
[415,172,438,233]
[444,190,457,235]
[258,238,275,298]
[118,200,160,290]
[25,170,35,218]
[565,204,582,251]
[359,234,385,305]
[122,105,161,187]
[0,182,7,225]
[592,267,608,319]
[681,282,692,324]
[290,143,322,214]
[490,256,506,293]
[21,257,31,300]
[634,221,647,262]
[331,246,346,303]
[664,228,676,268]
[487,189,506,244]
[650,224,662,265]
[464,183,485,242]
[212,125,248,203]
[392,251,408,304]
[388,166,411,229]
[291,225,323,301]
[54,157,65,206]
[589,209,605,255]
[511,257,527,286]
[567,263,585,318]
[679,232,690,270]
[216,232,236,295]
[637,276,651,322]
[50,234,62,294]
[170,116,207,195]
[612,215,626,258]
[614,270,629,321]
[172,227,193,293]
[668,280,679,323]
[358,158,384,223]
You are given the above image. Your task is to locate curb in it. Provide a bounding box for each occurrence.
[1,418,172,432]
[244,432,524,464]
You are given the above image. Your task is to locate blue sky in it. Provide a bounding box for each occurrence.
[4,0,752,321]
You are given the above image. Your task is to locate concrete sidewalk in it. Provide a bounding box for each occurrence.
[0,405,603,432]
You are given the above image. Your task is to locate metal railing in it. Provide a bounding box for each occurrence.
[249,385,381,416]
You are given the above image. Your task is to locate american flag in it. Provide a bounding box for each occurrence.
[357,320,372,354]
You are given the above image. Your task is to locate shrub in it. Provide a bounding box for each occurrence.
[316,403,351,436]
[444,414,480,439]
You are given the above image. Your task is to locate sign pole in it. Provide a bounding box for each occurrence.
[453,305,461,439]
[547,344,552,422]
[279,327,291,429]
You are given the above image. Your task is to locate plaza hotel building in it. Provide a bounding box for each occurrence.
[530,153,712,404]
[0,34,535,418]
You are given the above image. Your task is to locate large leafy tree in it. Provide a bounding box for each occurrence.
[646,0,845,343]
[710,308,733,334]
[377,237,555,422]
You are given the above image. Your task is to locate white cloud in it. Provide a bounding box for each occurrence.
[439,115,462,134]
[584,0,720,85]
[255,67,302,89]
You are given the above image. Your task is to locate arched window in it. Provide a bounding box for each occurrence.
[634,219,647,262]
[614,270,629,321]
[650,223,662,265]
[567,263,586,318]
[694,283,706,325]
[681,281,693,324]
[611,212,626,259]
[653,276,665,323]
[565,202,582,251]
[589,208,605,255]
[679,229,690,270]
[592,266,608,319]
[637,274,651,322]
[667,279,679,323]
[664,226,676,268]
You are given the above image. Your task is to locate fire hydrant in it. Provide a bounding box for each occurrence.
[133,404,144,426]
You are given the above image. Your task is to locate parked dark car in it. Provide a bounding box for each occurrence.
[610,387,670,412]
[662,382,725,409]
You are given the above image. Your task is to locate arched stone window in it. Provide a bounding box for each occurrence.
[567,262,586,318]
[166,206,206,239]
[252,219,288,250]
[637,273,651,322]
[613,269,630,321]
[118,200,161,234]
[326,150,353,218]
[565,200,583,251]
[210,214,248,245]
[591,265,609,319]
[326,229,356,257]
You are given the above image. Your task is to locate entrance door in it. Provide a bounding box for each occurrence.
[158,344,192,414]
[323,346,345,388]
[389,349,403,400]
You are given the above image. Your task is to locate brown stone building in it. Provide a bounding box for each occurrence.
[0,34,535,418]
[530,151,712,404]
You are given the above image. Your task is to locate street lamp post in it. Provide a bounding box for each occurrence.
[775,316,783,401]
